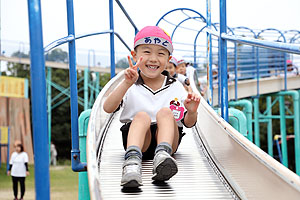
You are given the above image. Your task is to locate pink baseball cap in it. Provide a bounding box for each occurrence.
[134,26,173,54]
[287,60,293,65]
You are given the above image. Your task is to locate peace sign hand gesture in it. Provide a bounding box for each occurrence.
[124,56,143,86]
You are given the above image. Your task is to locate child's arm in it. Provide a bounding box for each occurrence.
[103,56,142,113]
[183,93,201,127]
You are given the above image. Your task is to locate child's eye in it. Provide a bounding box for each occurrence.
[159,52,165,55]
[143,51,150,54]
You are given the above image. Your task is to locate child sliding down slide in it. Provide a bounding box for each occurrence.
[103,26,200,188]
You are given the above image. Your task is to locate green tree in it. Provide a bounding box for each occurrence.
[116,57,129,69]
[46,48,68,63]
[7,51,30,78]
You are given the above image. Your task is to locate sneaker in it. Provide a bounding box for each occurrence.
[152,151,178,181]
[121,157,143,187]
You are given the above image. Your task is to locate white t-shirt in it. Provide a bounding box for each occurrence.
[119,71,188,127]
[9,152,28,177]
[174,73,189,86]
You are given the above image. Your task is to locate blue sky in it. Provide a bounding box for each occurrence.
[1,0,300,68]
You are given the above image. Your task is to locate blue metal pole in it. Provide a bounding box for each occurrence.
[66,0,86,172]
[27,0,50,198]
[206,0,213,105]
[283,53,287,90]
[109,0,116,78]
[219,0,228,121]
[256,47,260,96]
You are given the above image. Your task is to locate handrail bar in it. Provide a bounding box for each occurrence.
[44,30,131,54]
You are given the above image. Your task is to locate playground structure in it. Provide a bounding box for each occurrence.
[0,76,34,165]
[15,0,300,199]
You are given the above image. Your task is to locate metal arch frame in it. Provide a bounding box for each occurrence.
[232,26,257,37]
[284,30,300,44]
[257,28,287,42]
[280,30,300,43]
[194,24,218,104]
[170,16,205,40]
[156,8,206,26]
[212,22,235,35]
[290,34,300,44]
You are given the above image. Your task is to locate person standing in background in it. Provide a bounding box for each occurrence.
[50,141,58,166]
[7,143,29,200]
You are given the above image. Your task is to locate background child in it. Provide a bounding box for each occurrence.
[103,26,200,188]
[166,57,192,92]
[176,57,194,78]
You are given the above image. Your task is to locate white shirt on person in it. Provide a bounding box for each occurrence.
[173,73,189,86]
[119,71,188,127]
[9,152,28,177]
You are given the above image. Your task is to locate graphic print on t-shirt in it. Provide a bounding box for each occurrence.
[169,98,184,121]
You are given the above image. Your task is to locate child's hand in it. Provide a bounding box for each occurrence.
[184,93,201,113]
[124,56,143,85]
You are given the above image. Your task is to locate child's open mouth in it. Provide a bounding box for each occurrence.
[146,65,159,71]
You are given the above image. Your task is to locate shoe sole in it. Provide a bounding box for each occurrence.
[152,157,178,181]
[121,179,142,188]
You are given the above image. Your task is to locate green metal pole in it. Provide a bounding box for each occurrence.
[47,67,52,162]
[229,99,253,142]
[254,97,260,147]
[266,96,273,157]
[279,95,288,167]
[78,110,91,200]
[294,90,300,175]
[228,108,247,137]
[84,68,89,110]
[95,72,100,96]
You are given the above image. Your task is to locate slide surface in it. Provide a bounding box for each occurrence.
[87,70,300,200]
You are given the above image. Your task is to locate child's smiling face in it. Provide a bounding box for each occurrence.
[132,44,171,79]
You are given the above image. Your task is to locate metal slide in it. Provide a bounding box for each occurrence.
[87,70,300,200]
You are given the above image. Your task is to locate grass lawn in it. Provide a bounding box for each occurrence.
[0,163,78,200]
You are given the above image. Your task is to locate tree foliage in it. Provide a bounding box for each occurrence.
[116,57,129,69]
